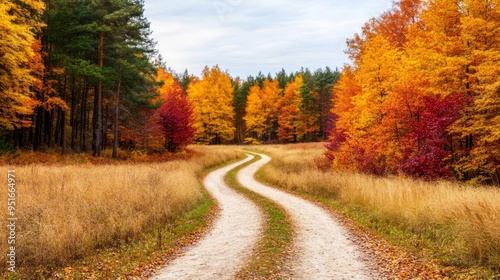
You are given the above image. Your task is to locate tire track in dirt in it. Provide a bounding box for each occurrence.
[152,155,263,280]
[237,153,377,279]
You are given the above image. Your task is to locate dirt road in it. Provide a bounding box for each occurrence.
[153,153,376,279]
[152,156,263,280]
[237,153,376,279]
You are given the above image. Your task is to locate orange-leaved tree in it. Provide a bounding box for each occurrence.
[327,66,360,171]
[331,33,402,175]
[278,74,304,142]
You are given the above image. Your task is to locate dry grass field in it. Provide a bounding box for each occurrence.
[2,143,499,276]
[252,143,500,271]
[0,146,241,269]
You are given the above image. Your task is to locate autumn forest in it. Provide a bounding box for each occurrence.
[1,0,499,184]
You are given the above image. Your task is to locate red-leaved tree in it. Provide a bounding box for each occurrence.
[401,94,469,180]
[158,88,196,152]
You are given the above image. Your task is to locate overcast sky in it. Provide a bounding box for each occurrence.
[143,0,393,78]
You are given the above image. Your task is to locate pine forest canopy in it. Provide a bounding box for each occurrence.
[0,0,498,185]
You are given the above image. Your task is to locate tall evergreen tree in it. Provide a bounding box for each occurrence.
[37,0,157,155]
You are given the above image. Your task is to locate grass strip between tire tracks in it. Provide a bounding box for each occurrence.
[225,153,294,279]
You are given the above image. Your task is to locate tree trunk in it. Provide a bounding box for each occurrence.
[92,85,100,155]
[55,108,61,145]
[46,109,53,148]
[80,83,88,153]
[61,111,66,154]
[102,102,107,150]
[112,79,121,158]
[70,77,76,151]
[34,107,42,151]
[92,32,104,157]
[61,76,67,154]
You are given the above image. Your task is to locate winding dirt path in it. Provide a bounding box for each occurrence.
[237,153,377,279]
[153,153,377,279]
[152,156,263,280]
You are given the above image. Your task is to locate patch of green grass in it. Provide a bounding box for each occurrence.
[225,154,294,279]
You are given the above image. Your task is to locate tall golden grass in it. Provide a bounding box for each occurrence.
[253,143,500,270]
[0,146,241,268]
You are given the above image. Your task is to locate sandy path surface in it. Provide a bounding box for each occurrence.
[152,155,263,280]
[237,153,377,280]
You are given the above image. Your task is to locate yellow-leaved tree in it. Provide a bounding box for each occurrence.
[244,83,266,139]
[450,0,500,183]
[188,66,235,144]
[260,79,281,141]
[243,79,280,142]
[0,0,45,129]
[278,74,304,142]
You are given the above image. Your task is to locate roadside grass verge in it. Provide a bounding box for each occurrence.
[251,143,500,279]
[225,154,294,279]
[0,146,241,279]
[46,191,215,279]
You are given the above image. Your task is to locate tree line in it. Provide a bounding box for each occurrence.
[185,66,339,145]
[151,65,339,150]
[326,0,500,184]
[0,0,339,156]
[4,0,496,184]
[1,0,159,157]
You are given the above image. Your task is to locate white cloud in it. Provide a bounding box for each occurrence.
[144,0,393,78]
